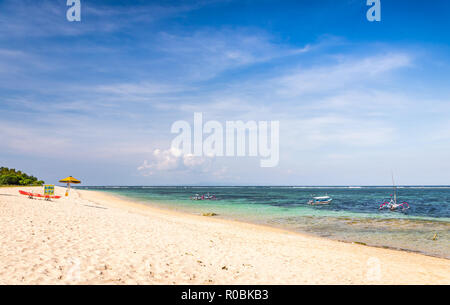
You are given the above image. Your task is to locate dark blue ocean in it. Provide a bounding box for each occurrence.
[77,186,450,258]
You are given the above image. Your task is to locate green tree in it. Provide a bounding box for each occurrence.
[0,167,44,186]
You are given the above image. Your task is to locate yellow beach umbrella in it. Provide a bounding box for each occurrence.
[59,176,81,196]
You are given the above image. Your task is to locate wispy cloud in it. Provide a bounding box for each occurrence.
[0,0,209,38]
[154,28,311,80]
[1,1,449,185]
[273,53,412,97]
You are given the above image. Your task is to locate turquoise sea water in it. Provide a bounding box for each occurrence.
[77,186,450,259]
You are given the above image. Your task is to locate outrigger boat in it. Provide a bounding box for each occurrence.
[191,194,202,200]
[308,195,332,205]
[378,174,410,211]
[190,193,217,200]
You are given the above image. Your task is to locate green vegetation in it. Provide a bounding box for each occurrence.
[0,167,44,186]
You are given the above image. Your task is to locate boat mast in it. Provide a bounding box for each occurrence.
[391,172,397,204]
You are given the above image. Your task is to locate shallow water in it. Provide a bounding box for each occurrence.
[78,186,450,258]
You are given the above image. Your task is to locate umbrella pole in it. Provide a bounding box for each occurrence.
[65,183,70,197]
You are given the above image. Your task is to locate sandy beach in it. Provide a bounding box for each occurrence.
[0,186,448,284]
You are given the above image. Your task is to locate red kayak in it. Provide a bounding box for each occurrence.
[19,190,61,199]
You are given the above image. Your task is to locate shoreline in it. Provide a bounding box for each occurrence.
[1,186,449,284]
[79,189,322,239]
[81,188,450,260]
[79,188,450,283]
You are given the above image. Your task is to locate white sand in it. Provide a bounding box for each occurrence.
[0,186,448,284]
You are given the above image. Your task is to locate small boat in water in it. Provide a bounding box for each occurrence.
[308,195,332,205]
[378,173,410,212]
[191,194,202,200]
[190,193,217,200]
[379,198,409,211]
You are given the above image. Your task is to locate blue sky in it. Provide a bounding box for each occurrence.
[0,0,449,185]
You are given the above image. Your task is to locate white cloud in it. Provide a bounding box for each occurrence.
[138,148,214,176]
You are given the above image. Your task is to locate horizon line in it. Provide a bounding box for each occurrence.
[72,185,450,187]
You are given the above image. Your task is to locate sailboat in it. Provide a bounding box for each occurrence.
[379,173,410,211]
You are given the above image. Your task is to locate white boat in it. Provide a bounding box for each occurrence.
[308,196,332,205]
